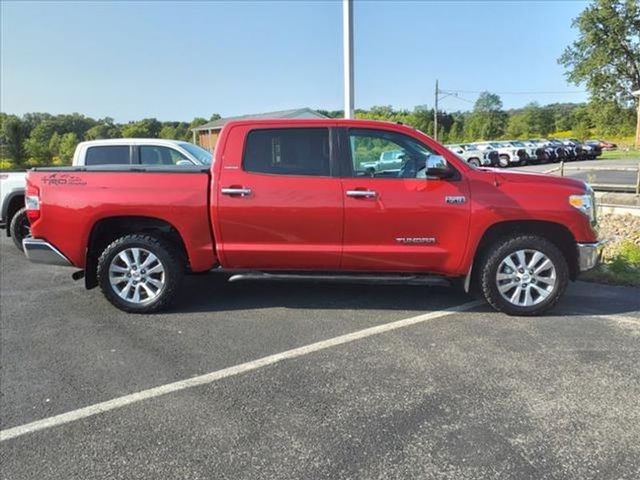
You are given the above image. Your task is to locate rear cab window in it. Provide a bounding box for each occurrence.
[242,128,331,176]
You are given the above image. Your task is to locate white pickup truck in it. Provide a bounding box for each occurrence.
[0,139,212,251]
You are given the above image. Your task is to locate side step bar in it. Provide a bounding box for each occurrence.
[227,272,451,287]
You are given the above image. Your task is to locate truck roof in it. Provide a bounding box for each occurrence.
[77,138,190,147]
[222,118,413,130]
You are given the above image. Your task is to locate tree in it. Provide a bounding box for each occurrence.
[85,118,120,140]
[506,112,530,138]
[465,92,507,140]
[121,118,161,138]
[558,0,640,145]
[48,132,61,158]
[2,116,27,166]
[25,123,53,164]
[159,125,177,139]
[59,133,79,164]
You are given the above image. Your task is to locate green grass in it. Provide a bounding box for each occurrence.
[581,240,640,287]
[600,149,640,160]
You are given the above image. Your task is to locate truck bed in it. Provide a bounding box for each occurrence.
[27,166,216,271]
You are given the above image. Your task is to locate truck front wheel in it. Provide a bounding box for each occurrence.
[10,207,30,252]
[479,235,568,316]
[97,234,184,313]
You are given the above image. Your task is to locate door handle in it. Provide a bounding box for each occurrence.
[221,187,252,197]
[346,190,377,198]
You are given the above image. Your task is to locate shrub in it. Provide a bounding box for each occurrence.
[0,159,14,170]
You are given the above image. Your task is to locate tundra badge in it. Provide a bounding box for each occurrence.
[395,237,436,244]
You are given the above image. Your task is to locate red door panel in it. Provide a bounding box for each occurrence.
[340,177,471,273]
[215,124,343,270]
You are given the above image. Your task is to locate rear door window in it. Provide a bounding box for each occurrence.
[85,146,131,165]
[243,128,331,176]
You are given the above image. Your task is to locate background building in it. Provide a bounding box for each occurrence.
[192,108,328,151]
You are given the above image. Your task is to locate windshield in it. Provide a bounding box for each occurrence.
[179,142,213,165]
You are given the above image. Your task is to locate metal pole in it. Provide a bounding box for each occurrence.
[636,162,640,196]
[434,79,438,141]
[560,160,565,177]
[343,0,354,119]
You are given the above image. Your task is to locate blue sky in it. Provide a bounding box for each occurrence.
[1,0,589,122]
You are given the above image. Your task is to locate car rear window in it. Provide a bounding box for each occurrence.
[85,146,130,165]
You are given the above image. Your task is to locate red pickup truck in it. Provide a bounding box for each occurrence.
[23,119,602,315]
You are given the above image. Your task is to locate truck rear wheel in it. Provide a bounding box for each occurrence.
[479,235,568,316]
[97,234,184,313]
[10,207,30,252]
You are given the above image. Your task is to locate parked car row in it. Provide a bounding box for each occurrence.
[446,138,604,168]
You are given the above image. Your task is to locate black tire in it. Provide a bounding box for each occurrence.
[468,158,481,167]
[97,234,184,313]
[9,207,30,252]
[478,235,568,316]
[498,154,510,168]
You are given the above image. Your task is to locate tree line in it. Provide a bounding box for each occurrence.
[320,95,636,145]
[0,113,218,167]
[1,95,636,168]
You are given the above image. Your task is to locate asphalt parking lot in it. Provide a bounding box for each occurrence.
[1,234,639,480]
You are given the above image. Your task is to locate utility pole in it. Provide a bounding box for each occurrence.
[633,89,640,148]
[343,0,354,119]
[434,79,439,141]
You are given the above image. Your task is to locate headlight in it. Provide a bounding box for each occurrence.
[569,184,596,225]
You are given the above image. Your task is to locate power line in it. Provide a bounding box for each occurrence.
[442,89,587,95]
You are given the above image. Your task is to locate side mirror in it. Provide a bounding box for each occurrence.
[426,155,453,179]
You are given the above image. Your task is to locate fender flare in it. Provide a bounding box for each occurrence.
[1,189,25,233]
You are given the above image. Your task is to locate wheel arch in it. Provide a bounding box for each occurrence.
[85,216,189,289]
[3,190,25,237]
[467,220,579,291]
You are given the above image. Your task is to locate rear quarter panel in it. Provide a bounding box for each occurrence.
[28,170,216,271]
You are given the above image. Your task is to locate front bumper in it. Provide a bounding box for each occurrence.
[23,238,72,267]
[577,240,606,272]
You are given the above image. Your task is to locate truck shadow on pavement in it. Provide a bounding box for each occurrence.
[170,273,639,317]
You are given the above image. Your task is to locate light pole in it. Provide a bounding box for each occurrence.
[343,0,354,119]
[633,89,640,148]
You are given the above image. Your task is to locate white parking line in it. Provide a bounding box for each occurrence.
[0,300,482,442]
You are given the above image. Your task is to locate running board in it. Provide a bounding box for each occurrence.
[226,272,451,287]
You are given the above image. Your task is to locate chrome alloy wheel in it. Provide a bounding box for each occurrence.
[108,247,165,304]
[496,249,557,307]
